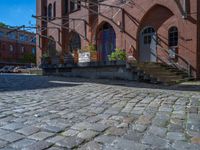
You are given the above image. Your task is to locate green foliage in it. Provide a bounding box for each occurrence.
[108,48,126,61]
[82,43,96,53]
[0,22,7,27]
[21,53,36,63]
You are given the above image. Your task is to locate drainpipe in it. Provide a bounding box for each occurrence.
[197,0,200,78]
[182,0,188,19]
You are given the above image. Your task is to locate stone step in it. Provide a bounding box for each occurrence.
[131,62,191,85]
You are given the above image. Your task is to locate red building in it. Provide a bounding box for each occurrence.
[36,0,200,78]
[0,26,36,65]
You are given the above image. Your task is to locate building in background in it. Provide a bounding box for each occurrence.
[0,26,36,65]
[36,0,200,78]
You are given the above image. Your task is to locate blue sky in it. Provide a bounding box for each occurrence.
[0,0,36,28]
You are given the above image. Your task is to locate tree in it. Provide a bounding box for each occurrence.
[21,53,36,64]
[0,22,8,28]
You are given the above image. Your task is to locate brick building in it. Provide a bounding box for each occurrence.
[36,0,200,78]
[0,26,36,65]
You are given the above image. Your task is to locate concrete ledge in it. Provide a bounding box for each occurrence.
[43,64,138,81]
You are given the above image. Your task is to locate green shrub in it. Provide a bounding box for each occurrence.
[108,48,126,61]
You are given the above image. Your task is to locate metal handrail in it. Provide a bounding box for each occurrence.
[155,44,192,77]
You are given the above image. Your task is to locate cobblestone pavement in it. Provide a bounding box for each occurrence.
[0,74,199,150]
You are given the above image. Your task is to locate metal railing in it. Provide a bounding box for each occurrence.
[154,44,193,77]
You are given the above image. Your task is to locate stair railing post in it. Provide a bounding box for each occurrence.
[187,64,191,77]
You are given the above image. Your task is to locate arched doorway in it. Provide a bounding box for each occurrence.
[96,22,116,61]
[138,4,174,63]
[69,32,81,53]
[140,27,157,62]
[48,36,56,57]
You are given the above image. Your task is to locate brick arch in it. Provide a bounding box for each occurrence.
[139,4,174,32]
[136,4,175,61]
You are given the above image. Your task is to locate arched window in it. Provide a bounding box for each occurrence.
[69,32,81,53]
[53,2,56,19]
[48,4,52,20]
[169,27,178,47]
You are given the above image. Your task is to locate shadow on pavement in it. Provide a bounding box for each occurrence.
[0,74,200,92]
[0,74,82,92]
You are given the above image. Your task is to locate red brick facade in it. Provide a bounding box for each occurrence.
[0,27,36,64]
[36,0,200,78]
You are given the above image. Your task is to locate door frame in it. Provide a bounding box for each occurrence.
[139,26,157,62]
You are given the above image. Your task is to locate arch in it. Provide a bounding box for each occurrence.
[139,4,174,31]
[69,31,81,53]
[137,4,175,62]
[48,36,56,57]
[168,26,178,47]
[96,22,116,61]
[48,3,52,20]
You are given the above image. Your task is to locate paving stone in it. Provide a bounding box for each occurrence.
[29,131,54,140]
[1,123,25,131]
[147,126,167,137]
[136,115,152,125]
[10,139,36,149]
[55,136,84,149]
[105,127,126,136]
[108,138,148,150]
[22,141,53,150]
[40,124,64,133]
[47,146,65,150]
[0,129,10,136]
[166,132,186,141]
[191,137,200,144]
[16,126,40,136]
[94,135,116,144]
[133,124,147,132]
[0,132,24,142]
[172,141,200,150]
[142,134,171,149]
[62,129,79,137]
[0,140,8,148]
[168,123,184,132]
[46,135,65,143]
[77,130,99,140]
[123,130,144,142]
[88,123,109,132]
[71,122,92,131]
[78,141,103,150]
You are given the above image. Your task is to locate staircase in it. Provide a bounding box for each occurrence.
[130,62,192,85]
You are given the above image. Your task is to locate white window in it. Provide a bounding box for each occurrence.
[8,33,16,40]
[19,35,28,41]
[21,47,25,53]
[9,45,13,52]
[32,47,36,54]
[0,31,4,37]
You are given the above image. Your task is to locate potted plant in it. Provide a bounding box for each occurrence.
[83,43,98,62]
[108,48,126,65]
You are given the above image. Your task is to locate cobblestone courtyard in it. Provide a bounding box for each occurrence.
[0,74,199,150]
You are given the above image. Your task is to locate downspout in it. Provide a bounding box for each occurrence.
[182,0,188,19]
[197,0,200,78]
